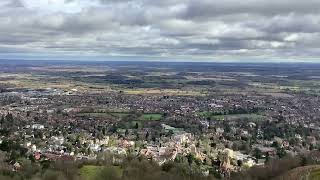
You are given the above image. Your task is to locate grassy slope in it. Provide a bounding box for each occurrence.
[275,165,320,180]
[80,165,123,180]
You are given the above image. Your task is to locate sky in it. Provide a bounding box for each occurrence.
[0,0,319,62]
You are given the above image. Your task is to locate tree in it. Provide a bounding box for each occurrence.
[0,115,4,125]
[5,113,13,122]
[253,148,262,160]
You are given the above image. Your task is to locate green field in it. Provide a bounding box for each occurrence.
[139,113,163,121]
[76,112,131,119]
[77,113,114,118]
[110,112,131,118]
[80,165,122,180]
[77,112,162,121]
[199,111,265,121]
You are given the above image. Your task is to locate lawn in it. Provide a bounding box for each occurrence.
[79,165,122,180]
[139,113,163,121]
[198,111,224,120]
[218,114,265,121]
[110,112,131,118]
[199,111,265,121]
[76,113,114,118]
[76,111,131,119]
[77,112,162,121]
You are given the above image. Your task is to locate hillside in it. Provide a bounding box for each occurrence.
[276,165,320,180]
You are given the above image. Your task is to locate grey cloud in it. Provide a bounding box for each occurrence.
[7,0,23,7]
[0,0,319,60]
[183,0,320,19]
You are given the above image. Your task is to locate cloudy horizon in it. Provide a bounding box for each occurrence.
[0,0,320,62]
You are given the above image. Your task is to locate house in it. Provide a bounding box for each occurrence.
[13,162,21,171]
[30,144,36,152]
[34,152,41,160]
[173,133,191,145]
[200,121,210,128]
[119,140,135,148]
[216,128,224,135]
[255,146,277,157]
[32,124,44,130]
[89,144,101,152]
[51,136,65,145]
[243,158,256,167]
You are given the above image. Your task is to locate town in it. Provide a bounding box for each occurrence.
[0,61,320,179]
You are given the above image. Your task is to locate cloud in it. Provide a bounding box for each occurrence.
[20,0,101,14]
[183,0,320,19]
[0,0,319,61]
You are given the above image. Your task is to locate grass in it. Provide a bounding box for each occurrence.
[278,165,320,180]
[198,111,265,121]
[220,114,265,121]
[79,165,122,180]
[308,168,320,180]
[110,112,131,118]
[80,165,103,180]
[76,113,114,118]
[139,113,163,121]
[76,112,132,119]
[77,112,162,121]
[198,111,224,121]
[210,115,225,121]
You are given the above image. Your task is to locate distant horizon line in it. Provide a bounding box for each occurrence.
[1,58,320,64]
[1,57,320,64]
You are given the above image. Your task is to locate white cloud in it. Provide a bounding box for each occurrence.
[284,34,299,42]
[0,0,319,61]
